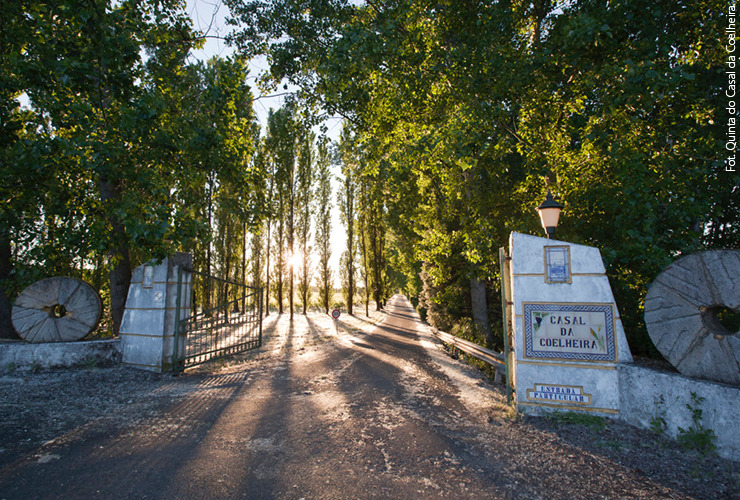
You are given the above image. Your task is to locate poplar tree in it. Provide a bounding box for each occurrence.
[265,107,297,315]
[358,178,371,317]
[338,125,358,315]
[314,137,334,314]
[296,130,314,314]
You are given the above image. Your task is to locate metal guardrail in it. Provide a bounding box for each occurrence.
[431,328,506,376]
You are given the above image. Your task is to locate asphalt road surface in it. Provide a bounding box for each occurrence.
[0,295,733,499]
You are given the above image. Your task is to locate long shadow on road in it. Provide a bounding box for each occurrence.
[0,296,729,500]
[0,370,252,499]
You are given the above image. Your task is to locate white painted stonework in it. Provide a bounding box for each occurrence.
[120,254,191,372]
[509,232,633,416]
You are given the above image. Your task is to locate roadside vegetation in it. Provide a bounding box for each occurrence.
[3,1,735,361]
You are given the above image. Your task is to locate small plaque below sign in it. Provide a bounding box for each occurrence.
[143,265,154,288]
[524,303,617,362]
[544,245,571,283]
[526,384,592,405]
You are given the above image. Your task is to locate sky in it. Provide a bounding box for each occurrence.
[185,0,348,287]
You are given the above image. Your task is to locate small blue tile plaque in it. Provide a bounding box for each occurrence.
[544,245,571,284]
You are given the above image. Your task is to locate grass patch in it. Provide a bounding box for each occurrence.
[491,402,519,422]
[546,411,607,432]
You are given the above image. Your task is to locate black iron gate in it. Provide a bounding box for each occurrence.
[173,267,263,371]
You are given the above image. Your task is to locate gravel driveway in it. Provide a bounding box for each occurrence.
[0,295,737,499]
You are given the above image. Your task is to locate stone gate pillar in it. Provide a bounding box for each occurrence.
[508,232,632,416]
[120,253,192,372]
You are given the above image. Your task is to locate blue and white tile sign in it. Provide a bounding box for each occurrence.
[523,303,617,362]
[544,245,571,283]
[526,384,592,405]
[509,232,633,415]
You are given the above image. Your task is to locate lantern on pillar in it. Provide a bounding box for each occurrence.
[536,190,563,239]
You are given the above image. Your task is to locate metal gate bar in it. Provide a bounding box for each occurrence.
[174,267,263,371]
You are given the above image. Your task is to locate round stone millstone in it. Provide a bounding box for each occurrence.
[644,250,740,386]
[11,277,102,343]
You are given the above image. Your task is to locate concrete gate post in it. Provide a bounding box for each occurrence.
[120,253,192,372]
[508,232,633,416]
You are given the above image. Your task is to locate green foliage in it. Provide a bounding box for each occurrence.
[546,411,607,433]
[264,105,300,314]
[227,0,734,359]
[5,0,733,353]
[678,392,717,456]
[1,0,268,336]
[649,393,676,436]
[649,414,667,435]
[3,0,201,333]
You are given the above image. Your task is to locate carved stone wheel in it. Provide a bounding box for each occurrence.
[11,277,102,343]
[644,250,740,385]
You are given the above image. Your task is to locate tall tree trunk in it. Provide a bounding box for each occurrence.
[323,273,330,314]
[378,219,386,309]
[251,231,262,314]
[109,248,132,337]
[301,229,308,315]
[531,0,550,47]
[462,168,492,344]
[265,219,271,316]
[373,221,385,311]
[100,177,132,336]
[223,221,233,318]
[321,229,330,314]
[289,188,295,320]
[319,194,331,315]
[347,178,355,316]
[241,221,247,312]
[347,221,354,316]
[276,216,284,315]
[0,230,18,339]
[371,220,382,311]
[205,177,214,312]
[470,277,493,346]
[360,218,369,317]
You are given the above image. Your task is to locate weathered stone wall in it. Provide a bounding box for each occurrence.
[619,363,740,461]
[0,339,121,371]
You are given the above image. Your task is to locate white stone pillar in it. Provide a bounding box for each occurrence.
[509,232,632,416]
[120,253,192,372]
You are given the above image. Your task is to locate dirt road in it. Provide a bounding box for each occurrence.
[0,295,736,499]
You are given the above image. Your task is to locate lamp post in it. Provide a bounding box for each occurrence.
[536,189,563,239]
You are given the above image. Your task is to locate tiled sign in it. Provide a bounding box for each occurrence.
[544,245,571,283]
[523,303,617,362]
